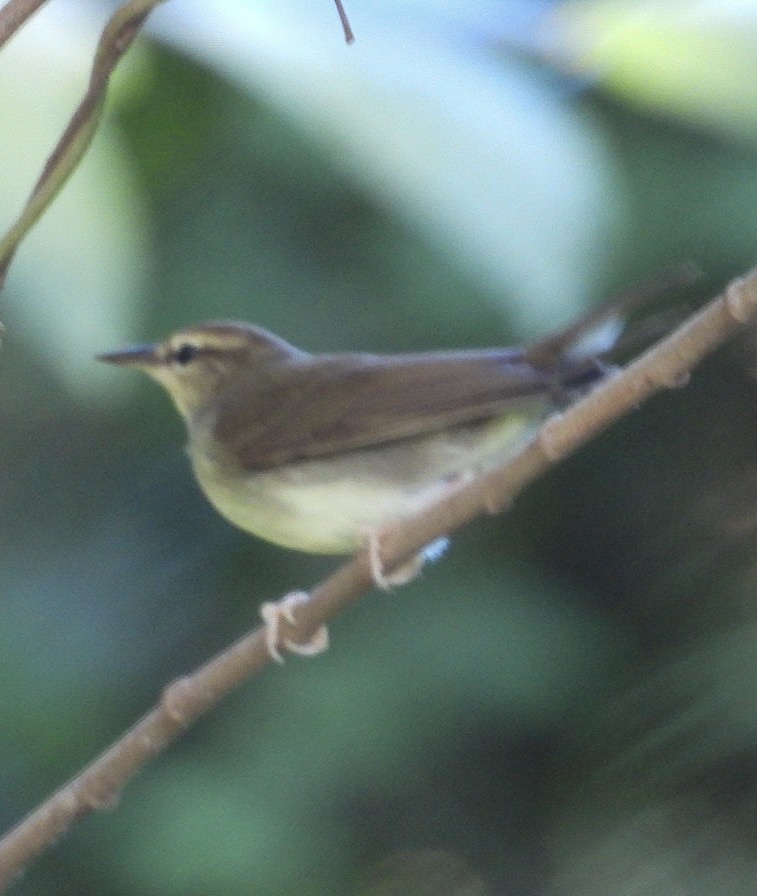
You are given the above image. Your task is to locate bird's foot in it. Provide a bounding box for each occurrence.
[364,530,450,590]
[259,591,329,663]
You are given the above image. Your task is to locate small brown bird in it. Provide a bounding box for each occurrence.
[99,322,603,552]
[99,320,608,657]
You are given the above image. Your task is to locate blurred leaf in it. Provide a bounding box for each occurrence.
[544,0,757,145]
[147,0,627,335]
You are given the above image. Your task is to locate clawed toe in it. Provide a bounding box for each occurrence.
[259,591,329,663]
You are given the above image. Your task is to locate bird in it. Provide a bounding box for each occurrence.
[99,320,607,657]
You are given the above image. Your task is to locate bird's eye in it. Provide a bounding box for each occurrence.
[172,343,199,365]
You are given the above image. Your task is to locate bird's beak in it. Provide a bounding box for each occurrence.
[97,343,161,368]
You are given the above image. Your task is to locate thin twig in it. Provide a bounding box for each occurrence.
[0,0,352,295]
[0,0,168,289]
[333,0,354,43]
[0,0,49,49]
[0,268,755,891]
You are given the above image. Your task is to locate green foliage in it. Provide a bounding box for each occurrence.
[549,0,757,144]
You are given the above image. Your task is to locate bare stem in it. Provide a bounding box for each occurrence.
[0,0,353,296]
[334,0,354,43]
[0,268,755,890]
[0,0,49,50]
[0,0,168,289]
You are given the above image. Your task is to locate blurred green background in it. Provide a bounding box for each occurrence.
[2,1,757,894]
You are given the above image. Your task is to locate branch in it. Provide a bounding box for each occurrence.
[0,0,352,297]
[0,0,49,49]
[333,0,354,44]
[0,267,755,889]
[0,0,168,290]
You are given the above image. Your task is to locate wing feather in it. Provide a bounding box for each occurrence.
[212,349,589,470]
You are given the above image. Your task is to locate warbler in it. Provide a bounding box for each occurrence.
[99,267,694,657]
[99,322,605,568]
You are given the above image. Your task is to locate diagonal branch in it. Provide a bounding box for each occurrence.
[0,0,168,290]
[333,0,354,43]
[0,0,352,296]
[0,0,49,49]
[0,267,755,891]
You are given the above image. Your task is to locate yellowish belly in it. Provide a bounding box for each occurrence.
[189,412,537,554]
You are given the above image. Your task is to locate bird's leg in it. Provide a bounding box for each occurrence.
[364,529,450,590]
[259,591,329,663]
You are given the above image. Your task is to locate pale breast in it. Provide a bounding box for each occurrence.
[187,411,537,554]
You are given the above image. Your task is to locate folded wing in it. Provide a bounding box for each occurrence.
[213,349,597,470]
